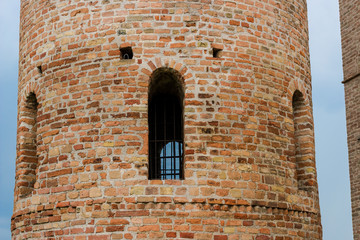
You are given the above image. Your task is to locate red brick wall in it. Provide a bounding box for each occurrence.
[12,0,322,239]
[340,0,360,238]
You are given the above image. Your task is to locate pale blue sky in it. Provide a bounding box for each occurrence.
[0,1,352,239]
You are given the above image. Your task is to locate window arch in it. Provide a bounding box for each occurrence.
[16,92,39,197]
[292,90,316,191]
[148,68,184,180]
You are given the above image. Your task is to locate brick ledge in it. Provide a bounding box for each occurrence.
[342,72,360,83]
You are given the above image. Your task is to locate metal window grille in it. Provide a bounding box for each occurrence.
[149,94,184,180]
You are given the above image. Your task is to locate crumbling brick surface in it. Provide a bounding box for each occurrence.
[12,0,322,239]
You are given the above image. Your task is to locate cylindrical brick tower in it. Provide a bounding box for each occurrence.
[12,0,322,239]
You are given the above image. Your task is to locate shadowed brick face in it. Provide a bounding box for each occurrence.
[12,0,322,239]
[339,0,360,239]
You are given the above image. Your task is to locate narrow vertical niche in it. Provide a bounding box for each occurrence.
[17,92,39,197]
[292,90,316,191]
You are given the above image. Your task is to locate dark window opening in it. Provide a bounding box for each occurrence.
[120,47,133,60]
[148,69,184,180]
[212,48,222,58]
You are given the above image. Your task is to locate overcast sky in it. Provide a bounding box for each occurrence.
[0,1,352,239]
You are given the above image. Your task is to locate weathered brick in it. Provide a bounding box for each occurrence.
[13,0,321,239]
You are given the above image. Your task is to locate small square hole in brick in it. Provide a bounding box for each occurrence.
[213,48,222,58]
[120,47,133,60]
[37,66,43,74]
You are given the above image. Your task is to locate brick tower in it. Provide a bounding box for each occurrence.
[339,0,360,238]
[12,0,322,239]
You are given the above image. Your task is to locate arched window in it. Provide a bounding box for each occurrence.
[292,90,316,191]
[16,92,39,197]
[148,68,184,180]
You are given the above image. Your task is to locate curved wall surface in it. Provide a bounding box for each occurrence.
[13,0,322,239]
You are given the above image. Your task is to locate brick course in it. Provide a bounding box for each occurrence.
[12,0,322,239]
